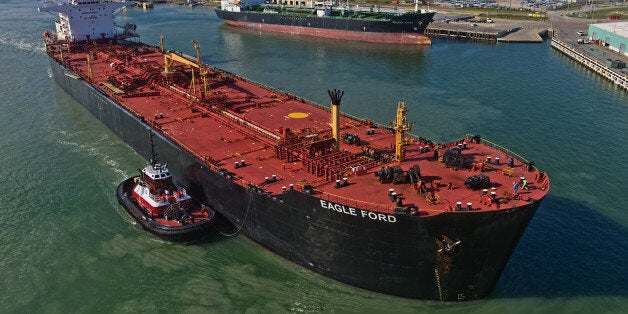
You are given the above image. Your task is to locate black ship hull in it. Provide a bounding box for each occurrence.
[49,57,541,301]
[116,177,216,242]
[215,9,435,44]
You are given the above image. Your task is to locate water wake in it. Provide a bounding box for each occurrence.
[0,33,45,54]
[57,132,131,181]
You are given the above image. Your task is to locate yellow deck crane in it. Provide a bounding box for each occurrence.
[391,101,414,162]
[86,52,94,82]
[161,35,210,99]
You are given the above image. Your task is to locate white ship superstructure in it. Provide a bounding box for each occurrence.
[39,0,133,41]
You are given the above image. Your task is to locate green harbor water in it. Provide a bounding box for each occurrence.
[0,1,626,312]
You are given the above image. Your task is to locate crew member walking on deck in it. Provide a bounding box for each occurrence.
[512,181,520,195]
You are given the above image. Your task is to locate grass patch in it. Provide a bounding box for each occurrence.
[565,6,628,19]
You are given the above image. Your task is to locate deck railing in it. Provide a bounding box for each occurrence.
[467,134,530,164]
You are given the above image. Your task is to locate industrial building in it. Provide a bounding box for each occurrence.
[588,22,628,57]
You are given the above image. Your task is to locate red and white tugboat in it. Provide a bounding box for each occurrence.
[117,133,215,242]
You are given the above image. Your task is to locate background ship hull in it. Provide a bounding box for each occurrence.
[49,56,541,301]
[215,9,433,44]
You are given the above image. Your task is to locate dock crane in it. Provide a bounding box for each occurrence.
[391,101,414,162]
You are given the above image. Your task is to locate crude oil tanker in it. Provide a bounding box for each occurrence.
[215,0,435,45]
[40,0,549,301]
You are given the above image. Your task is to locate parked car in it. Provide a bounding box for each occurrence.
[577,31,585,36]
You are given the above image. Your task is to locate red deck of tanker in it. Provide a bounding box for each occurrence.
[51,40,549,216]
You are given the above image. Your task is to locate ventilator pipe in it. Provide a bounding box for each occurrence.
[328,89,344,151]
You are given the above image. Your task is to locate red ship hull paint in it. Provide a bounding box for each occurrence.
[224,20,432,45]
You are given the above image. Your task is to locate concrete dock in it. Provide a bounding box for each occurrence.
[425,11,628,90]
[426,20,516,42]
[551,38,628,90]
[426,21,506,41]
[497,27,546,43]
[546,12,628,91]
[426,18,548,43]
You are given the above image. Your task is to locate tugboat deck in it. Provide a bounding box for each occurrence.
[56,41,549,216]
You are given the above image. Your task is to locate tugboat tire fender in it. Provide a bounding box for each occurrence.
[181,213,194,224]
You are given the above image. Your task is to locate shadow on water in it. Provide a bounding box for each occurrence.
[494,194,627,298]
